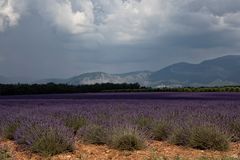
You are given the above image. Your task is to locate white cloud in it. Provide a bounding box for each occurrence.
[0,0,21,31]
[96,0,172,43]
[0,0,176,42]
[1,0,240,44]
[34,0,94,34]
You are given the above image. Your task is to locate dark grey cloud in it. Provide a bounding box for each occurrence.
[0,0,240,79]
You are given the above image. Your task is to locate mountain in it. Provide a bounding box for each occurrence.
[150,55,240,87]
[36,71,152,86]
[4,55,240,87]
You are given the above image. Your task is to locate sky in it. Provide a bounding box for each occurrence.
[0,0,240,80]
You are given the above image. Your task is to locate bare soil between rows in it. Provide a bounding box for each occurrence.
[1,140,240,160]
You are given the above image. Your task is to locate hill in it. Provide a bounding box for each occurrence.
[3,55,240,87]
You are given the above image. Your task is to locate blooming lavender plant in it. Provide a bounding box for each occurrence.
[0,92,239,153]
[14,116,74,156]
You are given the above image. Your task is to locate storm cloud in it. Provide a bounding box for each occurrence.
[0,0,240,79]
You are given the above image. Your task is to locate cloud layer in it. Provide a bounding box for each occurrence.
[0,0,240,79]
[2,0,239,42]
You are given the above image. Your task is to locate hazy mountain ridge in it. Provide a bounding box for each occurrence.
[150,55,240,87]
[35,71,152,86]
[2,55,240,87]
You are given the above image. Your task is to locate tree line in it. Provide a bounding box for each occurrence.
[0,83,240,95]
[0,83,141,95]
[150,86,240,92]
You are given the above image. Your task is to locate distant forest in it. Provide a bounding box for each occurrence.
[0,83,141,95]
[0,83,240,95]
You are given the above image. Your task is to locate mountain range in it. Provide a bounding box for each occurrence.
[1,55,240,87]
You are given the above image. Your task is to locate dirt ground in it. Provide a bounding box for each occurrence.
[1,140,240,160]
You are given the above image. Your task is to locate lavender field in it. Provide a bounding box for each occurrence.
[1,92,240,156]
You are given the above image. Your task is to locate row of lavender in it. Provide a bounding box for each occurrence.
[0,97,240,155]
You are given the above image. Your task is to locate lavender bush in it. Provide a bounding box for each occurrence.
[170,126,192,146]
[109,125,146,151]
[152,120,172,141]
[1,119,20,140]
[0,92,239,153]
[189,126,229,151]
[14,117,74,156]
[77,124,108,145]
[61,115,87,134]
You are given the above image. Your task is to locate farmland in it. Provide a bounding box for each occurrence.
[0,92,240,160]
